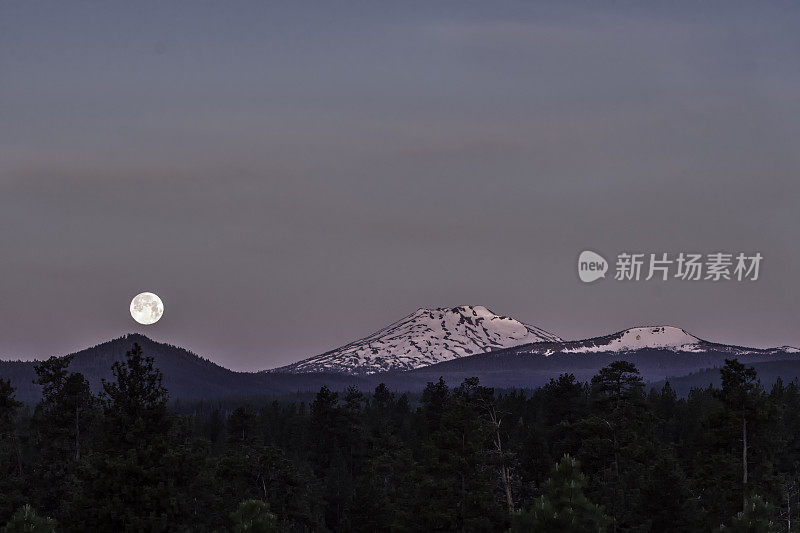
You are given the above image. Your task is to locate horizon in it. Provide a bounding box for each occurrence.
[2,307,797,373]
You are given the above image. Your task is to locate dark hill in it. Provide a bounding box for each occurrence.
[373,346,800,391]
[0,334,366,403]
[650,359,800,396]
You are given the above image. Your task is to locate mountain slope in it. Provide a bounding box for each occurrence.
[561,326,701,353]
[366,325,799,389]
[650,359,800,396]
[0,334,366,403]
[375,345,800,391]
[270,305,562,375]
[504,325,798,357]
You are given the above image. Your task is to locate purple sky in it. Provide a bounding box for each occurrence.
[1,1,799,370]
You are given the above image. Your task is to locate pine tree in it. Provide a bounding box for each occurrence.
[217,431,320,531]
[227,405,259,446]
[27,355,94,519]
[347,384,414,531]
[540,373,588,427]
[526,373,589,489]
[308,385,354,530]
[0,380,24,523]
[230,500,278,533]
[204,407,225,451]
[420,377,449,436]
[579,361,647,532]
[68,343,212,531]
[1,505,57,533]
[341,385,366,480]
[716,359,765,511]
[718,495,780,533]
[511,455,610,532]
[410,378,505,531]
[639,450,704,532]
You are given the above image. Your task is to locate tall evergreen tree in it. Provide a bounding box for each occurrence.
[717,495,780,533]
[227,405,259,446]
[27,355,94,519]
[1,505,57,533]
[308,385,355,530]
[638,449,704,532]
[68,343,212,531]
[579,361,647,532]
[0,379,24,523]
[230,499,278,533]
[410,377,505,531]
[347,384,414,531]
[716,359,765,511]
[217,443,319,531]
[511,455,610,533]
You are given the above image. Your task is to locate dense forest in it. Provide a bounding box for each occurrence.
[1,343,799,532]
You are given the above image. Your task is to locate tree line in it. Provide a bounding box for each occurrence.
[1,342,799,531]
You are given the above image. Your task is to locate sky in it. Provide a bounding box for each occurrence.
[1,1,799,371]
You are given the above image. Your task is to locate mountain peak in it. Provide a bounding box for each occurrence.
[271,305,562,374]
[561,325,702,353]
[410,305,510,321]
[121,333,154,342]
[610,326,701,349]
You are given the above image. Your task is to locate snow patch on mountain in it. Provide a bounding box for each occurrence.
[563,326,701,353]
[271,305,562,374]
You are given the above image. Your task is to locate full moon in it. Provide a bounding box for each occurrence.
[130,292,164,325]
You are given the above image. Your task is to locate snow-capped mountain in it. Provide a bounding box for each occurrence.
[562,326,701,353]
[269,308,799,376]
[509,325,798,357]
[271,305,563,375]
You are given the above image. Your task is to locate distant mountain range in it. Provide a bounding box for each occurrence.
[494,325,799,358]
[268,306,797,375]
[1,306,798,402]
